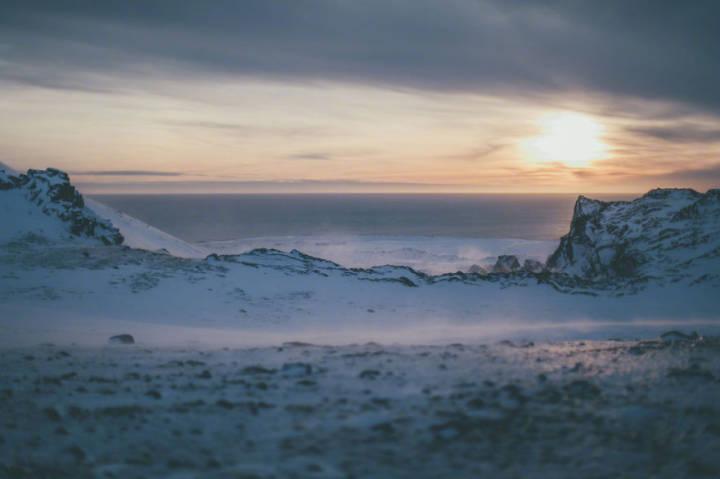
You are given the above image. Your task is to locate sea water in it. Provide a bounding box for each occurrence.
[91,194,633,273]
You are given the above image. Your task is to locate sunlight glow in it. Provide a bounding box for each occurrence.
[522,112,608,168]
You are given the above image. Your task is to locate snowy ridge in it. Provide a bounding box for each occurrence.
[86,198,206,257]
[547,188,720,286]
[1,166,123,246]
[201,236,556,276]
[2,165,719,292]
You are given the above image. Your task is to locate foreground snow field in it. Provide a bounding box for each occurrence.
[2,337,720,478]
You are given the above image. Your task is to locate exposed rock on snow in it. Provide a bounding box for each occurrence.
[547,188,720,285]
[108,334,135,345]
[522,258,545,274]
[492,255,521,273]
[0,166,123,245]
[467,264,488,275]
[660,330,700,344]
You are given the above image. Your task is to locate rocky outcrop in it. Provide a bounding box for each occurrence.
[0,166,124,245]
[109,334,135,344]
[467,264,488,275]
[522,259,545,274]
[492,255,521,273]
[547,188,720,282]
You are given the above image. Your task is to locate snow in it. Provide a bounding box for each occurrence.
[0,187,74,244]
[1,167,718,347]
[201,235,556,275]
[86,198,206,258]
[2,166,720,477]
[2,338,720,478]
[0,160,19,175]
[548,188,720,284]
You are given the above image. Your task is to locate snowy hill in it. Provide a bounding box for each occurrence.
[547,188,720,286]
[86,198,206,257]
[1,167,123,246]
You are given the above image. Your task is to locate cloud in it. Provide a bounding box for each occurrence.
[163,120,327,138]
[71,170,185,177]
[287,152,332,161]
[1,1,719,113]
[627,125,720,143]
[655,163,720,184]
[447,144,507,162]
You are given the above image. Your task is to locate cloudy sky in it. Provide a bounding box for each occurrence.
[1,1,719,193]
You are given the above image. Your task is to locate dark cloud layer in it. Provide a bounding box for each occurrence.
[71,170,185,177]
[1,1,719,113]
[627,125,720,144]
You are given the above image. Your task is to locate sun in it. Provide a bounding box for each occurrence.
[521,112,607,168]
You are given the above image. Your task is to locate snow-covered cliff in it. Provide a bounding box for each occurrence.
[547,188,720,284]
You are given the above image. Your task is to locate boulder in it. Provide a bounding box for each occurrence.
[467,264,488,275]
[108,334,135,345]
[492,255,521,274]
[522,259,545,274]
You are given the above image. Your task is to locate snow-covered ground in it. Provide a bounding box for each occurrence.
[2,166,720,477]
[1,166,719,345]
[2,338,720,478]
[201,235,556,275]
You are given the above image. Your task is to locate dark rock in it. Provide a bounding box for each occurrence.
[467,264,488,275]
[358,369,381,379]
[241,365,276,375]
[281,362,313,377]
[667,364,714,380]
[8,168,124,245]
[660,330,700,343]
[522,259,546,274]
[492,255,521,273]
[108,334,135,345]
[145,390,162,399]
[563,379,601,399]
[43,407,62,422]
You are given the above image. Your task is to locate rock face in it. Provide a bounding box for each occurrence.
[547,188,720,282]
[0,167,123,245]
[467,264,488,275]
[522,259,545,274]
[492,255,521,273]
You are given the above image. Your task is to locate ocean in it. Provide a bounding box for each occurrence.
[91,194,633,274]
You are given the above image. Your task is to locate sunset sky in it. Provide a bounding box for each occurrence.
[1,1,719,193]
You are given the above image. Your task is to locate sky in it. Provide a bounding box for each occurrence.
[1,1,719,194]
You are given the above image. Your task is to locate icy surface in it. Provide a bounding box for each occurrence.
[2,338,720,478]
